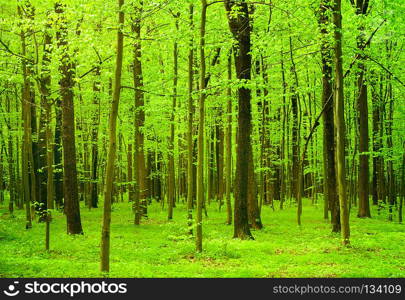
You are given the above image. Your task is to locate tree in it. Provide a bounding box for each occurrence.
[318,0,340,232]
[224,0,253,240]
[100,0,124,272]
[225,52,233,225]
[131,2,147,225]
[351,0,371,218]
[196,0,207,252]
[332,0,350,245]
[186,4,195,232]
[55,2,83,234]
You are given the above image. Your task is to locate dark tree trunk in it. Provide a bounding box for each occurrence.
[333,0,350,245]
[353,0,371,218]
[225,0,253,240]
[319,0,340,231]
[55,2,83,235]
[90,65,101,209]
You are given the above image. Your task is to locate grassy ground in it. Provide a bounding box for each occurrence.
[0,197,404,278]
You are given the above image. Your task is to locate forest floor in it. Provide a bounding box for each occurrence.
[0,197,404,278]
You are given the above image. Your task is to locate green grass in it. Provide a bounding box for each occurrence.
[0,197,404,278]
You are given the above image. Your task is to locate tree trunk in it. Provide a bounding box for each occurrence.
[39,18,54,211]
[132,3,147,224]
[18,3,34,229]
[225,53,233,225]
[354,0,371,218]
[186,4,195,233]
[196,0,207,252]
[333,0,350,245]
[100,0,124,272]
[168,13,180,220]
[225,0,253,240]
[55,2,83,235]
[319,0,340,231]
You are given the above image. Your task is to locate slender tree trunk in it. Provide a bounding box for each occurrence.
[54,98,63,210]
[319,0,340,231]
[196,0,207,252]
[216,115,225,208]
[6,91,16,215]
[168,13,180,220]
[131,3,147,224]
[18,3,33,229]
[386,74,395,221]
[371,73,381,206]
[186,4,195,233]
[39,19,54,211]
[280,50,287,209]
[89,65,101,209]
[289,37,300,203]
[354,0,371,218]
[225,53,233,225]
[100,0,124,272]
[333,0,350,245]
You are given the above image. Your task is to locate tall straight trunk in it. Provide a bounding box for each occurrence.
[127,143,134,203]
[6,91,16,214]
[225,53,233,225]
[45,101,54,211]
[386,74,395,221]
[216,117,224,207]
[371,73,381,206]
[55,2,83,235]
[353,0,371,218]
[90,64,101,209]
[18,3,33,229]
[225,0,253,240]
[23,3,41,214]
[168,13,180,220]
[38,97,48,215]
[377,76,386,208]
[39,18,54,211]
[7,140,16,214]
[319,0,340,231]
[186,4,194,233]
[207,128,214,204]
[54,98,63,209]
[289,37,300,202]
[280,50,287,209]
[132,3,147,224]
[196,0,207,252]
[100,0,124,272]
[333,0,350,245]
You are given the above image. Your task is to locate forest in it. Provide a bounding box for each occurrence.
[0,0,404,278]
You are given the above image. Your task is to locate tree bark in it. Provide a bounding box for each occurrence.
[333,0,350,245]
[196,0,207,252]
[131,2,147,224]
[353,0,371,218]
[100,0,124,272]
[186,4,195,233]
[225,0,253,240]
[225,52,233,225]
[319,0,340,231]
[55,2,83,235]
